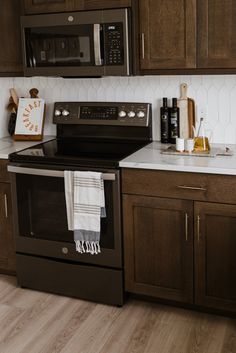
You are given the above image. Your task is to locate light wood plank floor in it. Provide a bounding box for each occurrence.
[0,275,235,353]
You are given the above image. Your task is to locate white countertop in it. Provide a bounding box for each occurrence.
[0,136,55,159]
[119,141,236,176]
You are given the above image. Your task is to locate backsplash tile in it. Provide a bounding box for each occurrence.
[0,75,236,143]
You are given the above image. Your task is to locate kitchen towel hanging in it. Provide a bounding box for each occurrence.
[64,171,106,255]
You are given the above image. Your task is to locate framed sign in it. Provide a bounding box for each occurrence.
[14,98,45,141]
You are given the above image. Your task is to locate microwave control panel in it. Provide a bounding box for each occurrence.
[104,23,124,66]
[53,102,151,127]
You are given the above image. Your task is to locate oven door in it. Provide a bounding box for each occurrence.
[21,8,130,77]
[9,165,122,269]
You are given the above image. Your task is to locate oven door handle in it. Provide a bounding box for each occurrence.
[94,24,102,66]
[7,166,116,181]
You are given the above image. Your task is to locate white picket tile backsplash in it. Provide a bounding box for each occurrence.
[0,75,236,143]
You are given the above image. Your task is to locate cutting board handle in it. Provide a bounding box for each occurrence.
[180,83,188,99]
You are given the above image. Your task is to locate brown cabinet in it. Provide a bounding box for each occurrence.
[122,168,236,313]
[139,0,196,70]
[23,0,131,14]
[139,0,236,72]
[198,0,236,68]
[123,194,193,303]
[0,161,15,274]
[195,202,236,312]
[23,0,75,14]
[0,0,22,75]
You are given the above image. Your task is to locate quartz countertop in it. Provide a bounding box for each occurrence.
[0,136,55,159]
[119,141,236,176]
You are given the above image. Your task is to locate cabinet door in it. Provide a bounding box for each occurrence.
[198,1,236,68]
[0,183,16,273]
[123,195,193,303]
[139,0,196,70]
[81,0,131,10]
[0,0,22,75]
[23,0,75,14]
[195,202,236,312]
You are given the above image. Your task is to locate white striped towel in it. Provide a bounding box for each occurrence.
[64,171,105,255]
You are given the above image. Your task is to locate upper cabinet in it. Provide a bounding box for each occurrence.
[23,0,75,14]
[198,0,236,68]
[139,0,196,70]
[0,0,22,76]
[23,0,132,14]
[139,0,236,72]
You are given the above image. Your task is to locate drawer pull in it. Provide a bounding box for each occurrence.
[177,185,207,191]
[197,215,200,242]
[185,213,189,242]
[4,194,8,219]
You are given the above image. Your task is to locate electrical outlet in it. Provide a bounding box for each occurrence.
[198,106,208,120]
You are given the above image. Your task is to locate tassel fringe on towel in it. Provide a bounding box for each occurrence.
[75,240,101,255]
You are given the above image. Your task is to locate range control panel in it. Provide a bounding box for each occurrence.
[53,102,151,127]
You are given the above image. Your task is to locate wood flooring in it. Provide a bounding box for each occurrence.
[0,275,235,353]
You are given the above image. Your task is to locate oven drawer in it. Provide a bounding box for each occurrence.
[16,254,124,306]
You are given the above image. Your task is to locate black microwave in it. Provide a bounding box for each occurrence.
[21,8,132,77]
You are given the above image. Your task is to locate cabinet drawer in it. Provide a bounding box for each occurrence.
[122,169,236,204]
[0,160,10,182]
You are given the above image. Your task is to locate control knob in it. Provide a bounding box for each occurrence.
[128,111,136,118]
[137,111,145,118]
[54,109,61,117]
[62,109,70,117]
[119,110,127,118]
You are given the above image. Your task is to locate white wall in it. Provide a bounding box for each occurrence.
[0,75,236,143]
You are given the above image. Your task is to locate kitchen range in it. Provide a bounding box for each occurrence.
[8,101,152,306]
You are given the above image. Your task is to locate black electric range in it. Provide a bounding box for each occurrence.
[8,102,152,306]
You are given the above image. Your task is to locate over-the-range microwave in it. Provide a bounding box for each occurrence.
[21,8,132,77]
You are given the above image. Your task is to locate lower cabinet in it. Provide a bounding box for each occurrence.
[0,162,15,274]
[122,168,236,313]
[195,202,236,312]
[123,195,194,303]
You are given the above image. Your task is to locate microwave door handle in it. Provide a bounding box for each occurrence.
[94,24,102,66]
[7,166,116,181]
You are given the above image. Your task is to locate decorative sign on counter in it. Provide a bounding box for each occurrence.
[14,98,45,141]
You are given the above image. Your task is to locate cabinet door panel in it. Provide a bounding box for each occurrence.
[139,0,196,69]
[195,202,236,312]
[0,183,15,273]
[23,0,75,14]
[0,0,22,74]
[123,195,193,303]
[198,0,236,68]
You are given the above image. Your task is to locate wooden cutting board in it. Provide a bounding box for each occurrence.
[188,98,195,138]
[177,83,189,139]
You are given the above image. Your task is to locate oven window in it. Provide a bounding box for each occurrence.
[25,25,95,67]
[16,174,115,249]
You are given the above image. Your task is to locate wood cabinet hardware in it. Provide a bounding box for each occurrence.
[4,194,8,219]
[177,185,207,191]
[141,33,145,59]
[185,213,189,241]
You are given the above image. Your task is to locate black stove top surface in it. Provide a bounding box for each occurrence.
[9,138,149,168]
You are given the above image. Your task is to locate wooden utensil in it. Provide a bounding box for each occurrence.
[9,88,19,107]
[177,83,189,139]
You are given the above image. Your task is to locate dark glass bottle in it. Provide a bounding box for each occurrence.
[169,98,179,144]
[160,98,169,143]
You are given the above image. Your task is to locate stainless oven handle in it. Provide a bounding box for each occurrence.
[7,166,116,181]
[94,24,102,66]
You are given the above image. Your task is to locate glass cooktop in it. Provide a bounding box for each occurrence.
[9,138,148,168]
